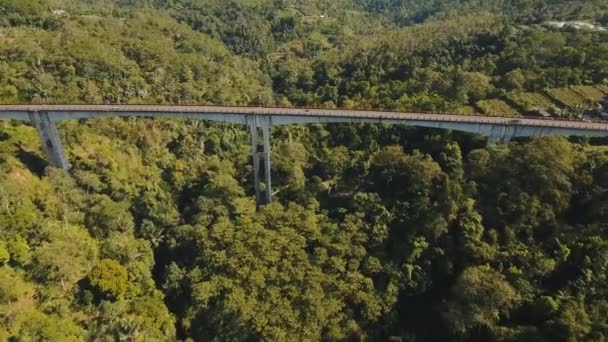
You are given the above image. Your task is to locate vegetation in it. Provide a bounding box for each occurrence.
[573,85,607,102]
[546,88,594,108]
[507,92,557,113]
[1,0,608,341]
[475,99,522,117]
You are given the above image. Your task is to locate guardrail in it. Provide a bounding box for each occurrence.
[0,104,607,131]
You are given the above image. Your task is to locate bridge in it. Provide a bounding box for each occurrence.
[1,104,608,205]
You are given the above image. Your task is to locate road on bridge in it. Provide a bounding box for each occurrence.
[1,104,608,132]
[1,104,608,205]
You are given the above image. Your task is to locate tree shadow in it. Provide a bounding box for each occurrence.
[15,146,47,177]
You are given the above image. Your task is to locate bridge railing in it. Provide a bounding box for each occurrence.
[1,102,606,124]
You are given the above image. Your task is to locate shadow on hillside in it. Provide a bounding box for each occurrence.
[16,146,47,177]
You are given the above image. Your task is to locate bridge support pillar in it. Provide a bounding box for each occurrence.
[486,125,515,147]
[262,120,272,205]
[250,117,272,207]
[250,120,262,208]
[29,111,70,170]
[487,134,512,147]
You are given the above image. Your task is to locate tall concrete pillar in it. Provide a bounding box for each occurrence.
[487,124,515,147]
[250,119,262,207]
[486,134,513,147]
[250,116,272,207]
[29,111,70,170]
[486,134,500,147]
[262,120,272,204]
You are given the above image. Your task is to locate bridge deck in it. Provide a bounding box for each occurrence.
[2,104,606,204]
[0,104,607,132]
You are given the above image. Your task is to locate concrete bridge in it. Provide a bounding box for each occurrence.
[1,105,608,205]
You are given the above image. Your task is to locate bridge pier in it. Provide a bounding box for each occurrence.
[29,111,70,170]
[486,124,516,147]
[250,117,272,207]
[486,134,512,147]
[250,120,262,207]
[262,121,272,204]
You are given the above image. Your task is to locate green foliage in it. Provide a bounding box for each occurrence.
[1,0,607,115]
[272,140,308,195]
[573,85,607,102]
[32,224,98,291]
[7,236,31,266]
[0,241,9,265]
[546,87,594,108]
[89,297,176,341]
[17,311,84,342]
[471,137,575,234]
[88,259,129,301]
[85,195,135,237]
[444,265,520,335]
[176,201,396,340]
[476,99,522,117]
[1,1,608,341]
[507,92,557,112]
[0,267,36,340]
[2,116,608,341]
[0,8,272,105]
[0,267,34,304]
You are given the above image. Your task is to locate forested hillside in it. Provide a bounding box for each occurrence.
[1,0,608,341]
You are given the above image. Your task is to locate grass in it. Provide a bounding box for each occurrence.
[475,99,521,117]
[455,105,479,115]
[545,88,594,108]
[597,85,608,94]
[507,92,557,112]
[572,85,607,102]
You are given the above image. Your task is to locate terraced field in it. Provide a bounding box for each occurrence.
[573,86,607,102]
[546,88,594,108]
[456,105,479,115]
[507,92,557,112]
[475,99,522,117]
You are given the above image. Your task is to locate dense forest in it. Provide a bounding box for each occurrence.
[1,0,608,341]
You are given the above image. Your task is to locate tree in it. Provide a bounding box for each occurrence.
[176,201,394,340]
[547,298,592,341]
[85,195,135,238]
[17,311,84,342]
[88,259,129,301]
[0,85,18,103]
[7,236,31,266]
[471,137,576,236]
[0,241,9,265]
[462,72,493,103]
[1,1,608,341]
[0,267,36,340]
[272,141,309,196]
[443,265,520,336]
[100,233,158,298]
[32,225,98,292]
[0,267,35,305]
[88,297,176,341]
[501,69,526,90]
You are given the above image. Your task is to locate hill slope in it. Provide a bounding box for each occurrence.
[1,1,608,341]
